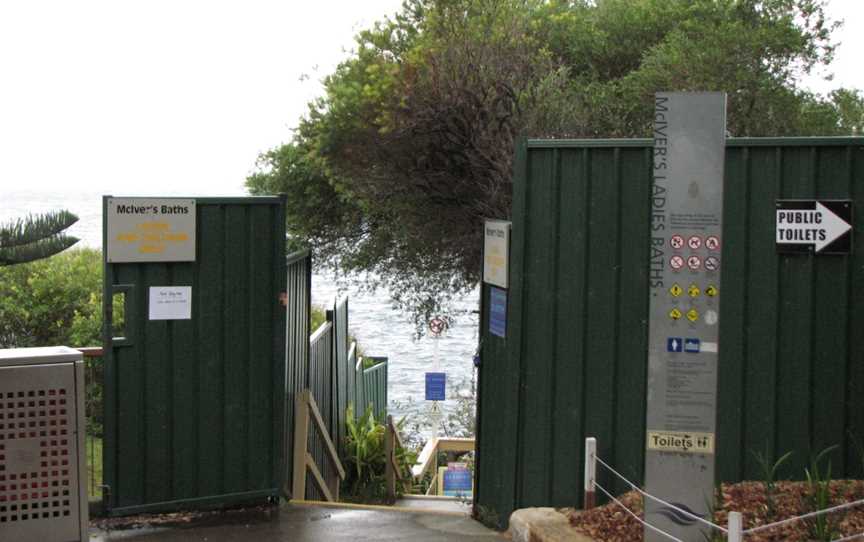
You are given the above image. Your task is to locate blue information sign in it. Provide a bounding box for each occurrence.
[489,287,507,338]
[425,372,446,401]
[443,467,473,497]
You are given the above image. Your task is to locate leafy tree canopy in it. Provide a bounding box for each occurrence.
[248,0,861,330]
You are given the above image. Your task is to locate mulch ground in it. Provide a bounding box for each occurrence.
[565,480,864,541]
[90,503,277,531]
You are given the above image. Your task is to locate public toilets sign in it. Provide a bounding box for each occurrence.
[776,200,852,254]
[106,197,196,262]
[644,93,726,542]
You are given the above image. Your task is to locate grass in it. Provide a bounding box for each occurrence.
[87,435,103,500]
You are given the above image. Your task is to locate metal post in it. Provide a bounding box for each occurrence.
[584,437,597,509]
[727,511,743,542]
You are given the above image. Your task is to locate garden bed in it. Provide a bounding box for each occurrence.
[565,481,864,541]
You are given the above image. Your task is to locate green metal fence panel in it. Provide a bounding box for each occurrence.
[307,321,334,501]
[359,359,388,422]
[283,250,311,498]
[346,342,357,416]
[332,297,349,452]
[102,197,287,515]
[475,138,864,529]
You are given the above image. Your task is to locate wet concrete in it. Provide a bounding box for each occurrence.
[394,495,473,514]
[90,502,502,541]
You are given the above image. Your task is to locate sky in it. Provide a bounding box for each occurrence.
[0,0,862,197]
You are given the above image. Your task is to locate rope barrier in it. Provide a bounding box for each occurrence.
[593,482,685,542]
[831,532,864,542]
[595,455,727,534]
[585,438,864,542]
[743,497,864,535]
[831,533,864,542]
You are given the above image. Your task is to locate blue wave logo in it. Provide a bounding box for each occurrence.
[655,503,704,526]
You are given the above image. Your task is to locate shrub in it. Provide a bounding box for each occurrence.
[0,248,103,348]
[341,404,416,503]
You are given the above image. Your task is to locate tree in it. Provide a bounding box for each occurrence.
[249,0,853,329]
[0,210,79,266]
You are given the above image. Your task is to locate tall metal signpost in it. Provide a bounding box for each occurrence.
[644,92,726,541]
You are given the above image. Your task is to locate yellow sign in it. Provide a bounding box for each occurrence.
[669,284,682,297]
[647,431,714,454]
[706,285,718,297]
[107,198,196,262]
[669,308,682,320]
[483,220,511,289]
[688,284,700,297]
[686,309,699,322]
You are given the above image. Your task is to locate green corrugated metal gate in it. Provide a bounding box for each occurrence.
[102,197,287,515]
[475,138,864,528]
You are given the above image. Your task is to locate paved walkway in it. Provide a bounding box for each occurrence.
[90,502,502,542]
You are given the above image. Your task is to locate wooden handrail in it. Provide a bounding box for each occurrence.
[384,415,405,504]
[411,437,475,480]
[292,389,345,502]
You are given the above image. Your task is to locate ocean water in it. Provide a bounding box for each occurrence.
[0,190,479,423]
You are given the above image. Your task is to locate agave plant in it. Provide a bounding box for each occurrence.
[0,210,79,265]
[343,404,416,502]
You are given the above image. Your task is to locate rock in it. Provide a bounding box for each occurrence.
[508,507,594,542]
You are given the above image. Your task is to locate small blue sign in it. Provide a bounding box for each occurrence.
[443,467,473,497]
[425,372,446,401]
[489,287,507,338]
[667,337,683,353]
[684,338,701,353]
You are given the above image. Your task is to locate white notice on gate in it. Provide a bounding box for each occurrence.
[483,220,511,289]
[148,287,192,320]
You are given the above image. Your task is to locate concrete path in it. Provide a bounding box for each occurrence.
[90,502,502,542]
[395,495,473,514]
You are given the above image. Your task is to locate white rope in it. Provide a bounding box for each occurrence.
[832,533,864,542]
[595,455,727,533]
[744,497,864,535]
[594,482,685,542]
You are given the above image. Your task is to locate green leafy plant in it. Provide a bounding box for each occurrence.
[0,210,79,266]
[0,248,103,348]
[752,448,793,518]
[805,445,840,542]
[342,404,416,503]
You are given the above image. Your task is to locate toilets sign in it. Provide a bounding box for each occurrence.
[776,200,852,254]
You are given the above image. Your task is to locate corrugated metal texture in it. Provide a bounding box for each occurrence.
[307,321,334,501]
[103,198,287,515]
[283,250,311,496]
[475,138,864,529]
[716,142,864,481]
[332,297,349,451]
[359,359,388,422]
[346,342,358,416]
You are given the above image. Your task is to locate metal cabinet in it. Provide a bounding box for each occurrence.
[0,347,88,542]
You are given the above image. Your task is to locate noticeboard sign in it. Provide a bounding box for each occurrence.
[489,287,507,338]
[483,220,510,288]
[440,463,473,498]
[776,200,852,254]
[425,372,446,401]
[148,286,192,320]
[106,197,196,263]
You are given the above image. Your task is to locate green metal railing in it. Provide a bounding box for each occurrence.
[77,347,104,504]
